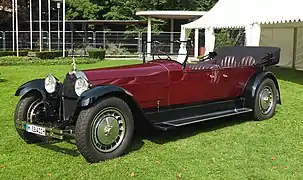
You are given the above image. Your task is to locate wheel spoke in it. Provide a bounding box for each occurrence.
[27,99,47,123]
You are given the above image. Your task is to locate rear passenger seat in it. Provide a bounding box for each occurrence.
[187,61,220,70]
[217,56,256,67]
[238,56,256,66]
[219,56,237,67]
[187,55,256,70]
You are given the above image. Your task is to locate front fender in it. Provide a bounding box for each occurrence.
[15,79,47,99]
[77,85,134,108]
[243,70,281,107]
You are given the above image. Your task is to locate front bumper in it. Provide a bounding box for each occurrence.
[15,119,75,140]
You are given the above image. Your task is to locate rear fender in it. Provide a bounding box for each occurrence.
[243,71,281,108]
[15,79,47,99]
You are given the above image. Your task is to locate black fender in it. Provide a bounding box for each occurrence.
[15,79,47,99]
[77,85,135,108]
[77,85,161,132]
[243,70,281,108]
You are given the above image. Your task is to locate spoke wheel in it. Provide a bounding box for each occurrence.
[91,108,126,153]
[253,78,278,121]
[14,93,49,143]
[75,97,134,163]
[26,99,47,123]
[259,86,274,115]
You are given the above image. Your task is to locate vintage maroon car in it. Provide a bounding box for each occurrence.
[14,41,281,162]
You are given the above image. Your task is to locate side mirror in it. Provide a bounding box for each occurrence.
[209,51,217,58]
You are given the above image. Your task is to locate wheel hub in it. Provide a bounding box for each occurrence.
[259,86,273,114]
[96,117,120,145]
[91,108,126,153]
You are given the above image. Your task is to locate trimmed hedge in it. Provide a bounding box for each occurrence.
[0,49,106,60]
[0,50,29,57]
[88,49,105,60]
[0,56,99,66]
[34,50,68,59]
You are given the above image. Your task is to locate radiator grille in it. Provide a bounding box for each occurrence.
[62,73,78,121]
[62,73,78,98]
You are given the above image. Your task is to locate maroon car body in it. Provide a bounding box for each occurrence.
[14,44,282,162]
[83,60,256,109]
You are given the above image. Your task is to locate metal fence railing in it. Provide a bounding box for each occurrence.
[0,31,206,57]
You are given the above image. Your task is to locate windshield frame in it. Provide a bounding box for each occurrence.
[142,39,193,67]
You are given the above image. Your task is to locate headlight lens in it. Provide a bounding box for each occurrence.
[75,78,89,96]
[44,74,57,94]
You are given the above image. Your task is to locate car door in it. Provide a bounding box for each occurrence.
[214,56,244,99]
[215,67,238,99]
[168,63,224,105]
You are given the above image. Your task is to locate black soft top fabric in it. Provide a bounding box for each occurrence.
[214,46,281,65]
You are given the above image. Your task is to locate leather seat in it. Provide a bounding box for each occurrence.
[188,62,220,70]
[219,56,237,67]
[239,56,255,66]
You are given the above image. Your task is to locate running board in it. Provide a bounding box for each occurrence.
[156,108,252,127]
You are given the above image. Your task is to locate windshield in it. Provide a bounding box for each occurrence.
[142,39,193,65]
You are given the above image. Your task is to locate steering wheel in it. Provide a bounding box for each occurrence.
[157,50,172,60]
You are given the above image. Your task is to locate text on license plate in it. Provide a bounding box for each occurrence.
[26,124,46,136]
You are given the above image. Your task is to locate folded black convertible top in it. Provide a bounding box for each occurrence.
[214,46,281,66]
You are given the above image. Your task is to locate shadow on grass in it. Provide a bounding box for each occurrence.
[269,66,303,85]
[36,135,145,158]
[37,138,80,157]
[33,114,254,157]
[142,113,252,145]
[0,79,8,83]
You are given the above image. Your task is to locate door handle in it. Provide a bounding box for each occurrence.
[222,74,228,78]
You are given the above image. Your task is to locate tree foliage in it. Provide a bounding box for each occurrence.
[66,0,103,20]
[63,0,219,21]
[0,0,219,30]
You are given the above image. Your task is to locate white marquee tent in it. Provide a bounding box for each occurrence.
[178,0,303,69]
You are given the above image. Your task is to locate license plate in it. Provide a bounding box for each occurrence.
[26,124,46,136]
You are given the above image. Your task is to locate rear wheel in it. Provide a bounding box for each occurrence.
[253,78,278,121]
[75,97,134,162]
[14,92,48,143]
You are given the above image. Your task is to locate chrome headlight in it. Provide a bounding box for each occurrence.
[75,77,89,96]
[44,74,57,94]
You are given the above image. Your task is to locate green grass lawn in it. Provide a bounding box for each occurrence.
[1,62,303,179]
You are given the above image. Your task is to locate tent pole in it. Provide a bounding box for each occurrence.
[29,0,32,50]
[48,0,51,51]
[12,0,15,51]
[39,0,42,52]
[194,29,199,58]
[205,27,215,55]
[147,16,151,57]
[293,27,298,69]
[63,0,66,57]
[170,19,174,54]
[15,0,19,56]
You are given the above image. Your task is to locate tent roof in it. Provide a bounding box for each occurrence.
[182,0,303,29]
[136,11,205,19]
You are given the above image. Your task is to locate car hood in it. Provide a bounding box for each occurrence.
[83,61,170,86]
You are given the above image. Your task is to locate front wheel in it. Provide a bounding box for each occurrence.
[253,78,278,121]
[14,92,48,143]
[75,97,134,163]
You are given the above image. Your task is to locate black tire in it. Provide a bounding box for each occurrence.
[14,93,48,143]
[253,78,278,121]
[75,97,135,163]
